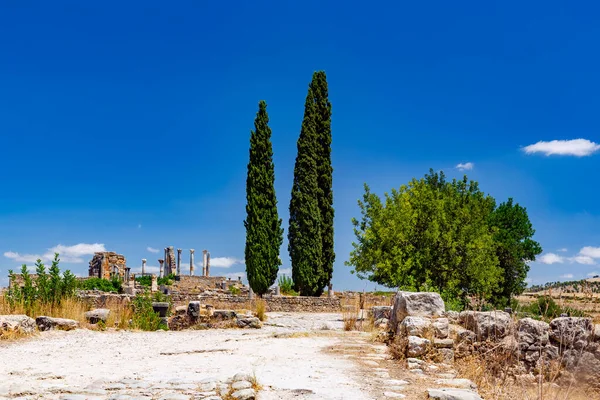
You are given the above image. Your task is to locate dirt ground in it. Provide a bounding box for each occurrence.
[0,312,461,400]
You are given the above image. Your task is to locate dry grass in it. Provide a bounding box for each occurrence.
[255,299,266,322]
[341,295,376,332]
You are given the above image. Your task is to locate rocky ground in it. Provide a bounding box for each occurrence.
[0,312,476,400]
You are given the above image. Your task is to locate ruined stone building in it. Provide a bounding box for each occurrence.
[88,252,128,280]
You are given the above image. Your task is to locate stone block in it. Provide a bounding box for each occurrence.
[391,292,445,330]
[459,310,513,340]
[84,309,110,324]
[428,388,483,400]
[433,318,449,338]
[0,315,36,334]
[549,317,593,347]
[152,302,170,317]
[35,316,79,331]
[407,335,430,357]
[399,316,432,337]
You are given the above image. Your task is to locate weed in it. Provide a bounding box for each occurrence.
[255,299,267,321]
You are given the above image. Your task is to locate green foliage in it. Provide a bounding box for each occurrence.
[4,254,78,314]
[312,71,335,295]
[244,100,284,296]
[277,275,298,296]
[229,286,241,295]
[489,198,542,306]
[347,170,511,303]
[520,296,587,320]
[157,273,175,286]
[80,277,121,293]
[132,291,167,331]
[289,82,323,296]
[135,275,151,287]
[288,71,335,297]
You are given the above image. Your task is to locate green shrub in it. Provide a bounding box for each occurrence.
[277,275,298,296]
[229,286,241,295]
[522,296,587,320]
[79,277,121,293]
[158,273,175,286]
[135,275,151,287]
[132,292,167,331]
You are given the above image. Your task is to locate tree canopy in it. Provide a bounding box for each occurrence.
[346,169,541,307]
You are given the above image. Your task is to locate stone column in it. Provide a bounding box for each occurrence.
[151,274,158,292]
[189,249,195,276]
[328,283,334,298]
[124,267,130,283]
[176,248,182,276]
[142,259,147,276]
[202,250,208,276]
[275,285,281,296]
[164,248,168,275]
[206,252,211,277]
[158,259,164,278]
[249,286,255,300]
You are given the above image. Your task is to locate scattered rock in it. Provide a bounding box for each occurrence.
[428,388,483,400]
[84,309,110,324]
[434,338,454,348]
[391,292,445,330]
[213,310,237,320]
[231,380,252,390]
[374,318,389,329]
[187,301,201,318]
[433,318,449,338]
[459,311,512,340]
[517,318,549,348]
[231,388,255,400]
[383,392,406,398]
[0,315,36,334]
[35,316,79,332]
[400,316,432,337]
[549,317,593,347]
[236,317,261,329]
[407,336,430,357]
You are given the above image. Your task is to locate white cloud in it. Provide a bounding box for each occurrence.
[210,257,244,268]
[130,265,160,274]
[147,247,160,254]
[4,243,106,264]
[579,246,600,259]
[587,272,600,277]
[3,251,41,263]
[558,248,568,252]
[560,274,574,279]
[456,162,474,171]
[572,255,596,265]
[223,272,246,283]
[278,268,292,275]
[539,253,564,264]
[523,139,600,157]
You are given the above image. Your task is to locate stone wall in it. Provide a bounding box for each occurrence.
[76,290,133,308]
[171,294,341,313]
[170,276,243,294]
[88,252,127,280]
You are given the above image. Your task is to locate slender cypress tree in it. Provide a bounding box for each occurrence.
[244,101,283,296]
[288,87,323,295]
[312,71,334,295]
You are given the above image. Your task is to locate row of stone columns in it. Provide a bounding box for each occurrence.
[142,248,211,278]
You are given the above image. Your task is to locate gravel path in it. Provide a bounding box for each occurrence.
[0,313,375,400]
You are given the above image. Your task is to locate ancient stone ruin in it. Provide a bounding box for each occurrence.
[88,252,129,280]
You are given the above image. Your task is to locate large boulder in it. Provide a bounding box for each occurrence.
[407,335,430,357]
[517,318,549,349]
[372,306,392,320]
[187,301,201,318]
[594,324,600,342]
[0,315,36,334]
[400,316,432,337]
[390,291,445,331]
[84,309,110,324]
[459,311,513,340]
[35,316,79,332]
[236,316,261,329]
[549,317,593,348]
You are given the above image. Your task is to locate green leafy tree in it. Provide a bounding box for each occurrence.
[312,71,335,295]
[61,270,78,298]
[34,259,50,304]
[244,101,284,296]
[489,198,542,306]
[48,253,62,304]
[289,86,323,296]
[19,265,35,314]
[347,170,502,303]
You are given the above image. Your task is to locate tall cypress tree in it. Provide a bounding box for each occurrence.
[312,71,334,295]
[289,87,323,296]
[244,101,283,296]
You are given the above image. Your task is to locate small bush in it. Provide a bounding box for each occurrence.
[135,275,151,287]
[229,286,241,296]
[132,292,167,331]
[277,275,298,296]
[79,277,121,293]
[158,273,175,286]
[521,296,587,321]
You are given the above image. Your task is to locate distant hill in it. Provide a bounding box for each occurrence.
[526,278,600,294]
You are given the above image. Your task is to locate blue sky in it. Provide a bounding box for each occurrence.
[1,1,600,290]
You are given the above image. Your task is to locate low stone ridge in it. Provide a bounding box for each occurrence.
[35,316,79,331]
[0,314,36,334]
[84,308,110,324]
[549,317,593,347]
